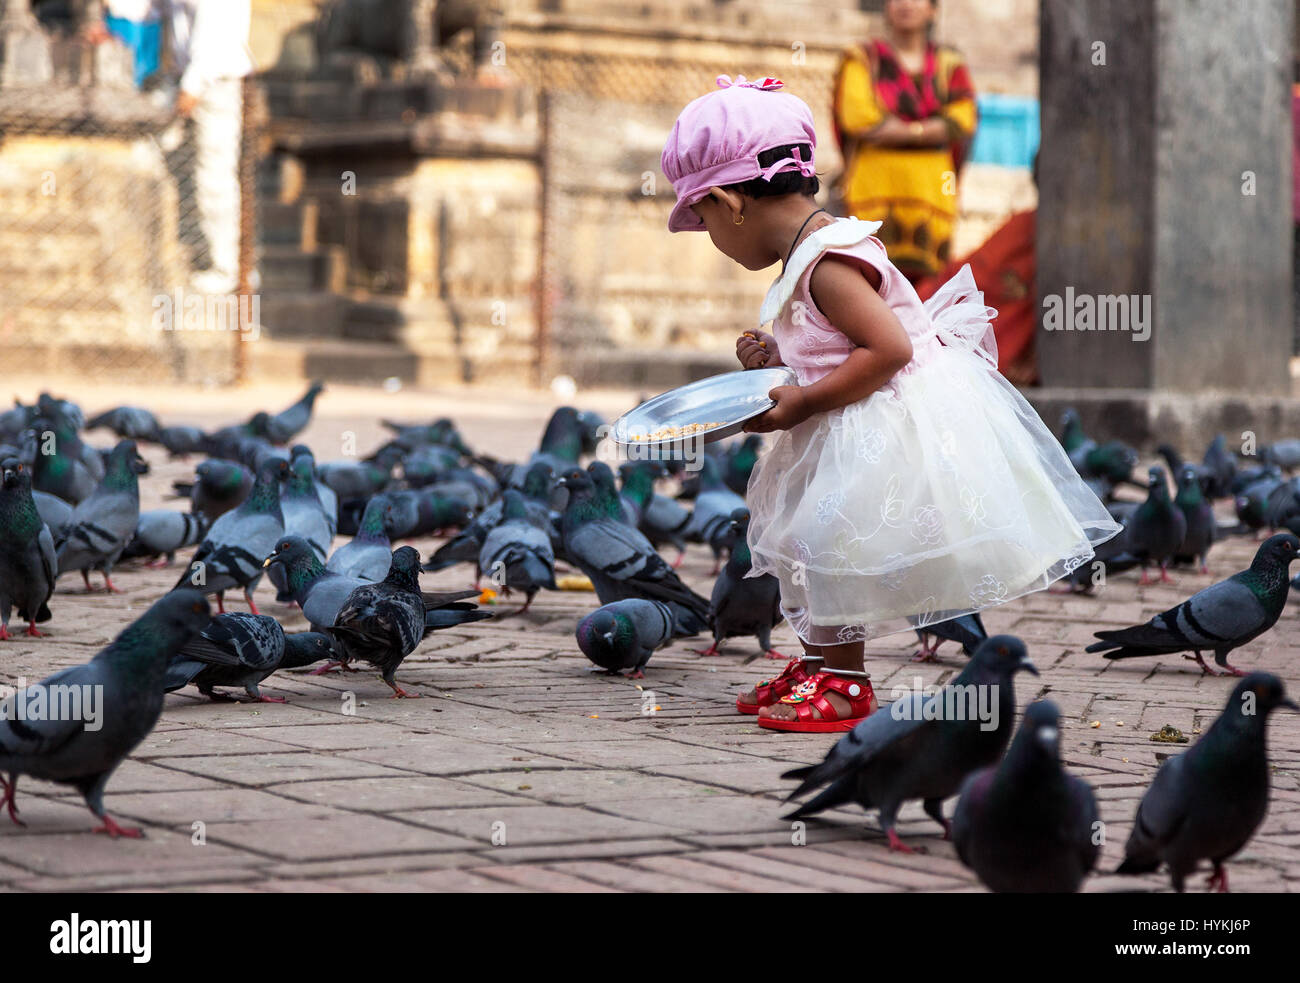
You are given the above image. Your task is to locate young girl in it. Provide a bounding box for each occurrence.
[660,75,1120,732]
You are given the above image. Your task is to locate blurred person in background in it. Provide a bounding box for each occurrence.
[831,0,977,283]
[163,0,254,295]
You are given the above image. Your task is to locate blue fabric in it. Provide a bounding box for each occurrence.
[106,15,162,88]
[968,94,1039,169]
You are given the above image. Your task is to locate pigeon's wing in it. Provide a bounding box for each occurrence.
[783,693,931,801]
[1066,775,1102,875]
[1121,754,1191,869]
[951,767,995,867]
[567,519,658,579]
[37,524,57,586]
[0,664,102,760]
[1089,578,1267,655]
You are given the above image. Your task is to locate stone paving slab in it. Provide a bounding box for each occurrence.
[1,382,1299,891]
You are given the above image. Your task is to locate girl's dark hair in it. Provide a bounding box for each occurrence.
[724,143,820,198]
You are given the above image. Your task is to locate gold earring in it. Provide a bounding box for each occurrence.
[733,213,745,226]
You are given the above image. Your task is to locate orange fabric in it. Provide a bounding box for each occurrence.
[914,209,1038,385]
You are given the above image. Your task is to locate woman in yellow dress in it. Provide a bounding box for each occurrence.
[832,0,977,282]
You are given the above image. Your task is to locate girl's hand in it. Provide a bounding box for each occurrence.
[744,385,811,433]
[736,331,781,370]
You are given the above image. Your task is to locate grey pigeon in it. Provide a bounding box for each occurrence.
[1087,534,1300,676]
[619,461,692,567]
[121,510,208,567]
[179,459,253,521]
[0,458,57,640]
[1172,464,1216,573]
[157,425,209,458]
[478,488,556,614]
[1202,434,1237,499]
[263,536,368,629]
[0,590,211,835]
[781,635,1038,852]
[576,599,674,678]
[685,456,746,574]
[30,409,98,505]
[911,612,987,662]
[423,463,555,573]
[1128,465,1186,584]
[268,454,333,601]
[558,468,709,636]
[327,493,394,582]
[163,612,334,703]
[291,445,338,537]
[55,439,145,593]
[173,458,288,614]
[327,546,490,697]
[1117,673,1296,892]
[701,508,784,659]
[85,406,161,442]
[31,490,73,545]
[952,700,1100,893]
[252,382,324,445]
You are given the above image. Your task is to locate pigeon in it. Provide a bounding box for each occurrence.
[327,493,394,582]
[1086,533,1300,675]
[1127,465,1187,584]
[1117,673,1296,892]
[558,467,709,636]
[722,434,762,495]
[55,439,145,593]
[157,425,209,458]
[478,488,556,614]
[252,381,324,445]
[267,454,334,601]
[952,700,1100,893]
[700,508,784,659]
[588,461,637,526]
[29,410,98,505]
[781,635,1038,852]
[1056,522,1141,593]
[291,445,337,536]
[316,445,402,501]
[1261,438,1300,472]
[911,612,988,662]
[423,463,555,573]
[31,489,73,545]
[1172,464,1216,573]
[1201,434,1237,499]
[382,487,474,539]
[0,458,57,640]
[163,612,335,703]
[684,456,746,574]
[619,461,692,567]
[84,406,161,442]
[180,459,253,521]
[173,458,288,614]
[263,536,367,629]
[120,510,208,567]
[0,590,211,836]
[576,599,675,678]
[327,546,489,697]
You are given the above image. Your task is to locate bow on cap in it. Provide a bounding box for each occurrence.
[716,75,785,91]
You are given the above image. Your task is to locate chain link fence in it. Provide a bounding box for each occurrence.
[0,0,252,384]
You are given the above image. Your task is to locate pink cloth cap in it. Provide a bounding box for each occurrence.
[661,75,818,232]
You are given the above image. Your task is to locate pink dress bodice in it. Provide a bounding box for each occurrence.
[759,218,947,387]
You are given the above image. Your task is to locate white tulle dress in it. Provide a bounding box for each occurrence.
[745,217,1121,646]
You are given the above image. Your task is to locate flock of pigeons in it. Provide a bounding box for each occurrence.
[0,385,1296,894]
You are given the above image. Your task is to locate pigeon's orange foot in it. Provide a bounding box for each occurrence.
[1223,663,1246,677]
[145,558,170,569]
[0,626,10,641]
[911,648,938,663]
[1206,865,1229,893]
[387,683,420,698]
[309,661,345,676]
[886,829,924,854]
[24,624,45,637]
[763,649,789,660]
[670,553,685,569]
[0,779,23,827]
[695,642,720,657]
[627,670,646,679]
[93,815,143,838]
[252,695,288,704]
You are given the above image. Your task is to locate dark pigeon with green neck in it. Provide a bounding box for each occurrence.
[1118,673,1296,892]
[559,467,708,636]
[1172,464,1216,573]
[1088,533,1300,675]
[782,635,1039,852]
[576,598,674,678]
[174,458,287,614]
[0,458,57,640]
[0,590,211,836]
[327,493,394,581]
[702,508,783,658]
[685,456,746,574]
[1128,465,1187,584]
[619,461,691,566]
[478,488,556,613]
[953,700,1100,892]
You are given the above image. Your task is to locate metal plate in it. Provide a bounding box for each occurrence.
[609,367,796,447]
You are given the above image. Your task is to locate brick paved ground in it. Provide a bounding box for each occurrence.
[3,380,1300,893]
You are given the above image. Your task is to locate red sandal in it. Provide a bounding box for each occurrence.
[757,670,878,732]
[735,657,823,715]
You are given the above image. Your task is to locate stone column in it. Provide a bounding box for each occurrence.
[1037,0,1293,395]
[0,0,53,87]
